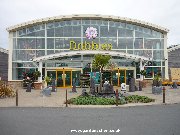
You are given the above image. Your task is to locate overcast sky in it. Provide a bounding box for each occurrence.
[0,0,180,49]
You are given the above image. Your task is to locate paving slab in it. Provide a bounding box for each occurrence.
[0,86,180,107]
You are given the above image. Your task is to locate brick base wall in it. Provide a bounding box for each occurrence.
[8,81,23,88]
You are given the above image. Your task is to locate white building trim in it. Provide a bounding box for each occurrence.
[33,50,152,62]
[6,14,169,33]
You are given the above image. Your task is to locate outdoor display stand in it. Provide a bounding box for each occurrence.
[139,81,142,91]
[121,83,126,93]
[172,82,178,89]
[90,78,95,94]
[26,83,31,92]
[129,78,135,92]
[42,87,51,96]
[72,78,77,92]
[51,79,56,92]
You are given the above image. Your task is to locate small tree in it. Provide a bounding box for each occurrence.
[92,54,111,91]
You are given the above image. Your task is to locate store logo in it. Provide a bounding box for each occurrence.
[85,27,98,39]
[69,40,112,51]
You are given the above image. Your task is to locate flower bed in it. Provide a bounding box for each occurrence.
[66,95,155,105]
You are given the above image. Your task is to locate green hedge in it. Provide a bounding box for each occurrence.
[66,95,154,105]
[125,95,155,103]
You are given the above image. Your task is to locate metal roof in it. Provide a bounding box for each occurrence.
[0,47,8,54]
[7,14,169,33]
[168,44,180,52]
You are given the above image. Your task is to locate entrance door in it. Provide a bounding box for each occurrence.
[112,70,118,86]
[56,70,72,88]
[72,69,81,86]
[112,68,126,87]
[56,71,64,87]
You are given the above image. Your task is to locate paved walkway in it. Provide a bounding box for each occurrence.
[0,86,180,107]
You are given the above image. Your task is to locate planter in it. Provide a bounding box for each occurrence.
[34,82,42,90]
[141,81,147,88]
[152,86,162,94]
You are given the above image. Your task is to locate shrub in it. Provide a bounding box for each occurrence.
[66,95,155,105]
[125,95,155,103]
[66,95,126,105]
[0,81,15,98]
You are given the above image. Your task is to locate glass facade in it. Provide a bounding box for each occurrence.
[11,19,166,80]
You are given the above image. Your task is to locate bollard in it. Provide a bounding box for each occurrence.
[163,87,165,103]
[116,89,118,106]
[16,89,18,106]
[66,89,68,107]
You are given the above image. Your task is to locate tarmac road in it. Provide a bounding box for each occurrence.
[0,104,180,135]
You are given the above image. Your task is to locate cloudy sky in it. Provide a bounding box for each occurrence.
[0,0,179,49]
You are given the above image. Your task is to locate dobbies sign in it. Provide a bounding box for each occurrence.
[69,27,112,50]
[69,41,112,50]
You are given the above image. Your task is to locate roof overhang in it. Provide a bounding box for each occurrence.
[0,47,8,54]
[32,50,152,62]
[168,45,180,52]
[7,14,169,33]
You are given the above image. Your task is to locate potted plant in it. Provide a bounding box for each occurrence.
[33,71,42,90]
[43,76,52,88]
[140,70,146,76]
[152,72,162,94]
[139,70,147,88]
[33,71,41,81]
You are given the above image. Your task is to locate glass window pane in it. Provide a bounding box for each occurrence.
[153,50,164,60]
[47,29,54,37]
[47,38,54,49]
[36,50,45,57]
[126,38,133,49]
[144,39,153,49]
[35,30,45,37]
[109,27,117,37]
[134,50,144,56]
[47,22,54,29]
[63,26,72,37]
[109,21,115,27]
[82,20,90,25]
[144,67,153,78]
[36,38,45,49]
[119,29,133,37]
[143,50,152,58]
[47,50,55,55]
[13,50,36,61]
[100,38,116,49]
[72,26,81,37]
[55,38,64,49]
[100,26,108,37]
[55,27,63,37]
[118,38,126,49]
[135,31,144,38]
[134,38,143,49]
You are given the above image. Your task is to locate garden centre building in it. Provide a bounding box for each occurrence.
[7,14,169,88]
[0,47,8,81]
